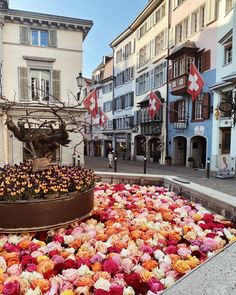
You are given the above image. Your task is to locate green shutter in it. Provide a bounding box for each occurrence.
[49,30,57,47]
[52,70,61,101]
[20,26,30,44]
[18,67,29,101]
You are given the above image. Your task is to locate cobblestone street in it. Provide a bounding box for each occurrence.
[84,156,236,197]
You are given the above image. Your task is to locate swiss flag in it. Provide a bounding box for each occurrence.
[99,111,108,127]
[148,90,162,119]
[82,89,98,119]
[187,63,205,101]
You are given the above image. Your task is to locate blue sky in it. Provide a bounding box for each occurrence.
[10,0,147,78]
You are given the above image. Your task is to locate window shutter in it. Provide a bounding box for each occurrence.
[131,92,134,107]
[168,66,172,83]
[49,30,57,47]
[18,67,29,101]
[20,26,30,44]
[121,95,125,109]
[202,93,210,119]
[131,39,135,54]
[202,50,211,71]
[113,119,116,130]
[192,100,196,120]
[52,70,61,101]
[170,101,178,123]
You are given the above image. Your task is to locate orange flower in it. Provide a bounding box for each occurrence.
[59,251,70,259]
[96,233,108,242]
[18,240,31,250]
[193,213,203,222]
[169,254,180,264]
[91,262,102,272]
[186,256,200,269]
[69,239,82,248]
[105,227,117,236]
[139,225,148,231]
[142,259,158,271]
[183,225,192,235]
[31,279,50,293]
[75,277,94,287]
[36,260,54,274]
[162,210,174,221]
[131,230,142,240]
[93,271,111,281]
[168,232,182,242]
[7,257,20,267]
[173,260,191,274]
[0,283,3,293]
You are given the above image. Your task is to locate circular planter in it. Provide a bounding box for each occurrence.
[0,188,94,233]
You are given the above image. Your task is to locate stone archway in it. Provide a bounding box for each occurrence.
[173,136,187,165]
[190,136,207,168]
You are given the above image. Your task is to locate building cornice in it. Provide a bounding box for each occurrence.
[1,9,93,40]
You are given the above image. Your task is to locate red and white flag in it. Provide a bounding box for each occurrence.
[148,90,162,119]
[83,89,98,119]
[99,111,108,127]
[187,63,205,101]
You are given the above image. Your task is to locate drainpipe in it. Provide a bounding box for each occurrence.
[165,0,171,159]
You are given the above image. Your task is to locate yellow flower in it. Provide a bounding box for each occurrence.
[60,290,75,295]
[37,255,49,263]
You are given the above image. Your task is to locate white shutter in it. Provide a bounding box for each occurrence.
[146,42,151,61]
[206,0,216,24]
[145,73,150,92]
[49,30,57,47]
[164,28,168,49]
[131,39,135,54]
[136,28,141,40]
[136,53,139,68]
[52,70,61,101]
[172,0,177,10]
[151,38,155,58]
[18,67,29,101]
[20,26,30,45]
[150,69,154,90]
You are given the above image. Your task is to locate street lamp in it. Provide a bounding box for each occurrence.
[76,72,84,101]
[218,89,236,125]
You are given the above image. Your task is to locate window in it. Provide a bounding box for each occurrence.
[224,41,232,64]
[155,30,166,55]
[102,82,113,94]
[187,57,195,73]
[193,95,203,120]
[192,9,200,33]
[115,66,134,87]
[103,101,112,112]
[154,62,167,88]
[200,5,206,29]
[124,42,132,58]
[125,92,134,108]
[139,45,147,67]
[30,69,50,101]
[175,17,189,44]
[116,49,122,63]
[31,30,48,46]
[191,5,206,34]
[226,0,233,14]
[177,100,185,121]
[172,57,185,78]
[136,72,150,95]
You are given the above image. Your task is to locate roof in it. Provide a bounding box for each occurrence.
[167,40,199,60]
[138,90,165,105]
[2,7,93,40]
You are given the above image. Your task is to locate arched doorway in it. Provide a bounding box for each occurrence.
[173,136,187,165]
[190,136,207,168]
[135,135,146,157]
[149,137,161,163]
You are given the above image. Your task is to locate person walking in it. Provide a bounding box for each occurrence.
[107,143,114,168]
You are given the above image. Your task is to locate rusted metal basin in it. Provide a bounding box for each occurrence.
[0,188,94,233]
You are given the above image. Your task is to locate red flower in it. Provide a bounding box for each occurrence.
[49,249,59,258]
[94,289,110,295]
[76,258,91,268]
[44,269,56,279]
[164,245,178,254]
[53,235,64,243]
[63,259,77,269]
[102,258,120,275]
[3,281,20,295]
[21,254,36,270]
[148,277,165,293]
[110,285,124,295]
[124,272,147,294]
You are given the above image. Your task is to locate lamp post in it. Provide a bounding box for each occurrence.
[72,153,76,167]
[77,154,81,167]
[144,155,147,174]
[76,72,84,101]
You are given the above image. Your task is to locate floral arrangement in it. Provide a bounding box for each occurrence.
[0,162,95,201]
[0,183,235,294]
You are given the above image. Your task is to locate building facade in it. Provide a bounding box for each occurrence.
[167,0,217,168]
[111,0,169,163]
[0,0,92,165]
[211,0,236,172]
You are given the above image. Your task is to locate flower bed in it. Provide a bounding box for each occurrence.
[0,183,235,294]
[0,163,95,232]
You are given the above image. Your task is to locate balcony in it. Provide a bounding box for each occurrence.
[140,121,162,135]
[170,74,188,96]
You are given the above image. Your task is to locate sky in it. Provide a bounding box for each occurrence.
[10,0,148,78]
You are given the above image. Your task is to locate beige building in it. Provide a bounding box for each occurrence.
[0,0,92,165]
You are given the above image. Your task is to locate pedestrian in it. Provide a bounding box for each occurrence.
[107,143,114,168]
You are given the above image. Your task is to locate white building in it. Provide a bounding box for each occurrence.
[211,0,236,172]
[0,0,92,165]
[111,0,169,163]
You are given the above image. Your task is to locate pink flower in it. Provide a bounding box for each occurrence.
[94,290,110,295]
[140,245,153,255]
[61,269,78,282]
[7,264,22,276]
[52,254,65,265]
[148,277,165,293]
[110,284,124,295]
[177,247,192,258]
[102,258,120,275]
[164,245,177,255]
[121,258,134,274]
[3,281,20,295]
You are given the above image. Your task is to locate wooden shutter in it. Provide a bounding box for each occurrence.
[192,100,196,120]
[202,93,210,119]
[49,30,57,47]
[20,26,30,44]
[52,70,61,101]
[113,119,116,130]
[131,92,134,107]
[202,50,211,71]
[170,101,178,123]
[18,67,29,101]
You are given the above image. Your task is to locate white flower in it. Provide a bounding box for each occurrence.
[0,236,8,248]
[8,234,21,245]
[75,286,90,295]
[161,276,176,288]
[152,267,165,279]
[0,256,7,271]
[63,235,75,244]
[120,248,129,257]
[65,247,75,254]
[123,286,135,295]
[154,249,165,261]
[25,287,42,295]
[94,278,111,291]
[77,265,92,276]
[21,271,43,282]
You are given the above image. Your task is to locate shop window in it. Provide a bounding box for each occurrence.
[221,128,231,154]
